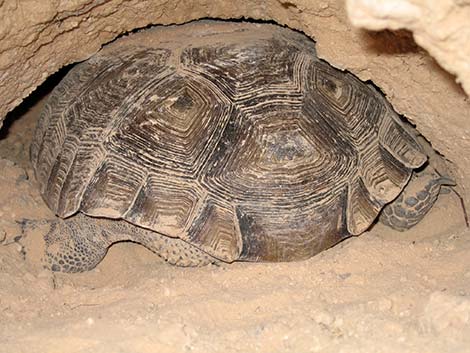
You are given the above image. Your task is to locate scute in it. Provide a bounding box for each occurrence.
[124,175,204,237]
[31,21,427,262]
[186,199,241,262]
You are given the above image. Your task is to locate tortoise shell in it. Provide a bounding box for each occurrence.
[30,21,426,263]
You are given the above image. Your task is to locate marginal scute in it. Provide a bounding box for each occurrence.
[42,134,79,213]
[358,144,411,204]
[55,137,107,216]
[81,154,147,218]
[378,111,427,169]
[236,197,349,261]
[186,199,241,262]
[347,177,383,235]
[124,175,203,237]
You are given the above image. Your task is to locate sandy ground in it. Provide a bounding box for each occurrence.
[1,94,470,353]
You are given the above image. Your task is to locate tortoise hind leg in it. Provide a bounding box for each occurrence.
[379,170,454,231]
[142,234,216,267]
[43,213,216,272]
[106,219,217,267]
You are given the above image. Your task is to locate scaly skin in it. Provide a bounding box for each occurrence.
[42,213,216,272]
[379,170,454,231]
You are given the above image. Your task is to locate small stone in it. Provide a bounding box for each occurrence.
[14,242,23,253]
[448,233,457,240]
[22,273,36,282]
[445,244,455,251]
[313,311,335,326]
[86,317,95,326]
[334,317,344,327]
[399,310,410,317]
[338,272,351,280]
[368,298,393,312]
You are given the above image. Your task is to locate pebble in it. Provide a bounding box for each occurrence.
[86,317,95,326]
[14,242,23,253]
[313,311,334,326]
[338,272,351,280]
[399,310,410,317]
[334,317,344,327]
[368,297,393,312]
[22,273,36,282]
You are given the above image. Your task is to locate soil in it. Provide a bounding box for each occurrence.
[1,89,470,353]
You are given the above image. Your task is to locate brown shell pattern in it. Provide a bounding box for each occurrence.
[30,21,426,262]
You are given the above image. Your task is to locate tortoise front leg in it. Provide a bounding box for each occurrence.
[379,170,454,231]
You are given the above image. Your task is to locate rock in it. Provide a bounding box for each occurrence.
[313,310,335,326]
[368,297,393,312]
[346,0,470,96]
[421,291,470,332]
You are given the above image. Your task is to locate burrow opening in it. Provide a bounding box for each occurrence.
[2,15,469,353]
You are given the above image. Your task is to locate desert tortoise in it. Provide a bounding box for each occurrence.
[30,21,450,272]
